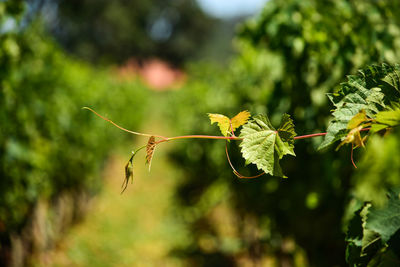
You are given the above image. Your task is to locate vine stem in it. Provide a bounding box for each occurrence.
[294,132,327,140]
[351,143,357,169]
[82,107,168,139]
[121,145,146,193]
[159,128,371,143]
[293,127,370,140]
[85,108,372,181]
[161,135,240,143]
[84,107,370,143]
[225,142,265,179]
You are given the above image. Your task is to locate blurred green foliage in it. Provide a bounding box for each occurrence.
[351,129,400,207]
[166,0,400,266]
[2,0,400,266]
[0,0,148,259]
[28,0,216,66]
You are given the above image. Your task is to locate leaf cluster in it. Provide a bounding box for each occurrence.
[121,110,297,183]
[320,64,400,150]
[208,111,296,178]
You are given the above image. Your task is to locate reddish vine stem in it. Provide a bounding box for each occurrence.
[86,107,374,142]
[293,127,370,140]
[85,108,372,179]
[82,107,168,139]
[294,132,327,140]
[225,142,265,179]
[85,107,372,143]
[351,143,358,169]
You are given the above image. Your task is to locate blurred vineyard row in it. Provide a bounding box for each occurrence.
[165,0,400,266]
[0,1,148,265]
[1,0,400,266]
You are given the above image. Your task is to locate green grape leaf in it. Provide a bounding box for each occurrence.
[239,114,296,178]
[382,68,400,95]
[345,191,400,266]
[370,107,400,133]
[345,203,371,266]
[346,204,367,247]
[344,201,399,266]
[319,64,400,150]
[366,190,400,243]
[208,111,251,136]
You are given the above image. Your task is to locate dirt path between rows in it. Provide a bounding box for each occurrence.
[48,100,188,266]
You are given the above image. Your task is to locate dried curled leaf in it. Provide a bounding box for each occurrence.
[208,111,251,136]
[146,136,156,171]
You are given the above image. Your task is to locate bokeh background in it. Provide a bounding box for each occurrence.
[1,0,400,266]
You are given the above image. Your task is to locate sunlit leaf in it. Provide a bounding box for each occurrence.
[239,114,295,178]
[370,107,400,133]
[208,111,251,136]
[208,113,231,136]
[347,109,369,129]
[231,110,251,130]
[277,113,297,153]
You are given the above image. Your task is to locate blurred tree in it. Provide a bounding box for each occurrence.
[0,1,148,265]
[28,0,217,66]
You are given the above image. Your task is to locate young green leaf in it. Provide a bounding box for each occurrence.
[370,107,400,133]
[239,114,296,178]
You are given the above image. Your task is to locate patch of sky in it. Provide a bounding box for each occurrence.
[196,0,268,19]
